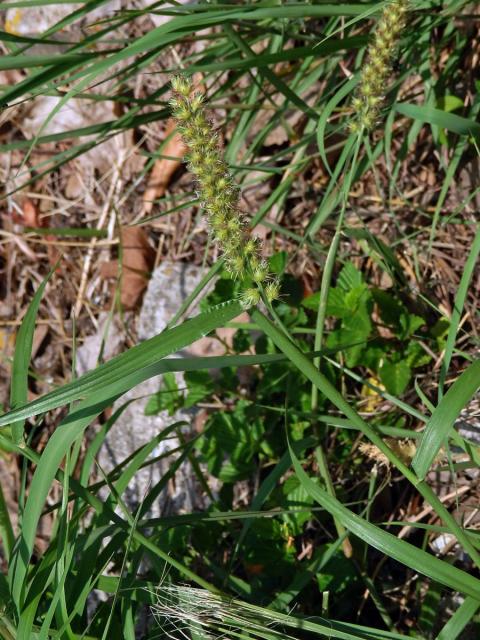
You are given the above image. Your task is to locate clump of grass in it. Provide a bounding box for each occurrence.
[170,76,280,307]
[152,584,287,640]
[351,0,409,131]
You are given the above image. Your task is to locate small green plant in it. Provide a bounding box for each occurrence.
[302,260,444,395]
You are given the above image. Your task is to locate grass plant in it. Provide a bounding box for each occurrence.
[0,1,479,638]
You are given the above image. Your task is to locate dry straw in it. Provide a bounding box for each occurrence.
[351,0,409,132]
[170,76,280,308]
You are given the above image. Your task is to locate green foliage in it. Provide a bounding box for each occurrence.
[0,1,479,638]
[198,400,265,482]
[145,370,214,416]
[303,261,439,395]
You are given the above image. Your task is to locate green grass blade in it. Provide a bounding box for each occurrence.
[289,442,480,599]
[0,482,14,564]
[8,301,245,614]
[0,300,243,427]
[252,309,480,566]
[0,52,103,70]
[412,359,480,480]
[10,268,54,444]
[251,308,413,478]
[9,395,114,616]
[395,102,480,137]
[435,596,480,640]
[317,77,356,175]
[438,226,480,399]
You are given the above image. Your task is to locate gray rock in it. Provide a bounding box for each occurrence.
[97,261,216,518]
[138,261,207,341]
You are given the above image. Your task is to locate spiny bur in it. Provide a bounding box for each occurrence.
[170,75,280,308]
[351,0,409,132]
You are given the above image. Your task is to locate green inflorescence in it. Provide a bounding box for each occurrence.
[351,0,409,132]
[170,76,280,309]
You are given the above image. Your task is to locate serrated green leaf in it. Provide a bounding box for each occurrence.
[405,342,432,369]
[144,372,180,416]
[327,287,348,317]
[337,262,364,291]
[327,329,366,368]
[268,251,288,275]
[436,95,464,113]
[399,314,425,339]
[372,288,405,329]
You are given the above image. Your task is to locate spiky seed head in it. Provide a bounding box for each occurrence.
[227,254,246,278]
[191,113,206,129]
[170,74,279,291]
[352,97,363,112]
[350,0,409,132]
[360,111,376,129]
[265,279,281,303]
[226,217,241,232]
[189,94,204,113]
[172,103,190,122]
[245,237,258,251]
[360,82,374,98]
[240,287,261,309]
[214,225,230,241]
[252,260,269,283]
[349,120,361,135]
[367,95,381,108]
[171,75,191,97]
[216,177,229,192]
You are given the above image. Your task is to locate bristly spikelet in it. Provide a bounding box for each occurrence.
[170,75,280,307]
[351,0,409,132]
[359,438,446,468]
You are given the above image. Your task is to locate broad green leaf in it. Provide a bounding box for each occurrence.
[379,360,411,396]
[337,262,364,291]
[302,291,320,311]
[184,370,214,408]
[436,95,464,112]
[144,372,180,416]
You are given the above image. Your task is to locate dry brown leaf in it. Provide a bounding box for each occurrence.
[142,119,187,216]
[22,197,40,227]
[101,227,155,309]
[21,197,61,267]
